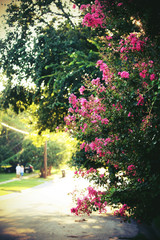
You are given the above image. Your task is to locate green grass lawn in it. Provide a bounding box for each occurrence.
[0,173,16,182]
[0,173,32,182]
[0,174,49,196]
[0,168,73,196]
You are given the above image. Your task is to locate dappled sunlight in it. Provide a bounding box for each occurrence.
[0,171,139,240]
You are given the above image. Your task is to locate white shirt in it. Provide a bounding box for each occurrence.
[16,165,21,174]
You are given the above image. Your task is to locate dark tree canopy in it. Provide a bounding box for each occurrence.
[0,0,101,132]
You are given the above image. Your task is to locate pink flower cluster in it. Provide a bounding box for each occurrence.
[64,115,76,126]
[80,0,106,28]
[74,168,97,178]
[118,71,130,79]
[114,204,128,217]
[126,165,136,176]
[137,93,144,106]
[112,102,123,111]
[118,33,146,54]
[138,178,144,183]
[79,85,85,95]
[80,136,118,157]
[71,186,107,216]
[128,112,134,117]
[65,92,109,133]
[91,77,107,93]
[96,60,113,84]
[117,2,123,7]
[133,60,156,86]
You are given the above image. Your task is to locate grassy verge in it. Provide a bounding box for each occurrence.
[0,173,16,182]
[0,174,49,196]
[0,168,74,196]
[0,173,32,182]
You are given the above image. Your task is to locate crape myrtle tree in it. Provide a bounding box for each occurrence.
[64,0,160,223]
[0,0,103,132]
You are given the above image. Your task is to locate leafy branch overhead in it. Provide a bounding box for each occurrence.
[0,0,101,131]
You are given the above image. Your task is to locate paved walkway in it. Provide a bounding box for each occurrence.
[0,172,158,240]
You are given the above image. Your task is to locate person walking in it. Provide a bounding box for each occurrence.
[16,164,21,178]
[20,165,24,179]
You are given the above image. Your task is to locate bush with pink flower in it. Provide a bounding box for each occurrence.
[67,0,160,223]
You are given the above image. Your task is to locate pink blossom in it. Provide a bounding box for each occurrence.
[106,36,112,40]
[89,142,97,150]
[79,97,88,106]
[72,4,76,9]
[65,128,68,132]
[91,120,98,123]
[127,165,136,176]
[117,2,123,7]
[139,72,146,78]
[71,186,107,216]
[99,86,106,92]
[79,86,85,95]
[141,62,147,67]
[119,71,130,79]
[114,164,119,170]
[114,204,128,217]
[71,207,78,215]
[64,115,76,125]
[101,118,109,124]
[142,82,148,88]
[150,73,155,81]
[128,112,134,118]
[80,142,86,150]
[120,47,127,53]
[81,123,88,132]
[137,94,144,106]
[68,107,74,113]
[91,77,100,86]
[85,144,90,152]
[100,174,104,178]
[80,4,90,11]
[96,60,103,66]
[148,60,153,67]
[82,12,104,28]
[69,94,78,108]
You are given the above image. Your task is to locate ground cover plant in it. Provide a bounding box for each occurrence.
[65,0,160,224]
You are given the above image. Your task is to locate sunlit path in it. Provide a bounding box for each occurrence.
[0,171,139,240]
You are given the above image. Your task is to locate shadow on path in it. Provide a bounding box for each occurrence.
[0,172,140,240]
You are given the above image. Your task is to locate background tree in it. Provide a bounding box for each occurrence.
[0,108,77,176]
[0,127,24,166]
[0,0,102,131]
